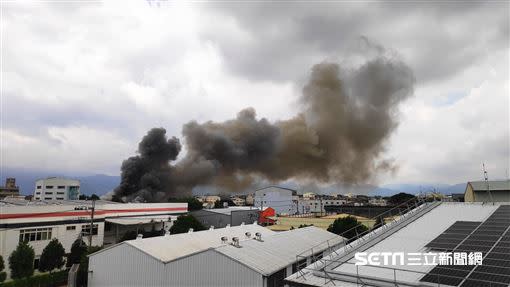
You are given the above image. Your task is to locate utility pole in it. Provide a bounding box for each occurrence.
[88,199,96,247]
[483,163,494,203]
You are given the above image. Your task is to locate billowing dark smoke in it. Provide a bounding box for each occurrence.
[114,56,414,202]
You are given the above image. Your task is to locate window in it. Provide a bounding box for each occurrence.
[35,192,41,195]
[66,226,76,231]
[19,228,52,243]
[45,192,53,195]
[292,258,307,273]
[56,197,64,200]
[44,197,52,200]
[57,185,65,189]
[36,186,41,189]
[35,197,40,200]
[57,192,65,195]
[81,224,98,236]
[45,186,54,189]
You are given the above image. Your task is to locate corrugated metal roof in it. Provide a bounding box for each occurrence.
[125,223,275,263]
[468,180,510,191]
[205,206,259,215]
[215,226,344,276]
[106,215,178,225]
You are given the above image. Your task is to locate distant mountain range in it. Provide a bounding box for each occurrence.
[1,167,467,197]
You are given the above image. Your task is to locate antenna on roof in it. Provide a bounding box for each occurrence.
[483,163,494,204]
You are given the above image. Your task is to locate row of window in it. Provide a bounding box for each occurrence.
[19,224,99,243]
[36,185,67,189]
[19,228,52,243]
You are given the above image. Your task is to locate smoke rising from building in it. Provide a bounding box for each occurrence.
[113,56,415,202]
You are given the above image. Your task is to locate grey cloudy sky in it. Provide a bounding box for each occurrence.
[1,1,509,185]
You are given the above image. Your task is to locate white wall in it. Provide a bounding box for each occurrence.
[0,222,103,279]
[254,187,296,215]
[89,245,263,287]
[34,178,80,200]
[297,199,346,214]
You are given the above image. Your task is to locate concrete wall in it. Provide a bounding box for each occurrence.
[0,222,103,279]
[34,178,80,200]
[254,187,295,215]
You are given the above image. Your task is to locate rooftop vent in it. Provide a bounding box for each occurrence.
[255,232,263,242]
[226,224,231,228]
[188,228,194,233]
[231,237,241,248]
[136,234,143,240]
[209,226,214,230]
[245,232,251,239]
[221,236,228,244]
[164,230,170,237]
[241,222,245,226]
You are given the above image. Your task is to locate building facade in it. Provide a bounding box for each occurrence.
[0,178,20,199]
[297,198,347,214]
[464,180,510,202]
[34,177,81,200]
[0,199,187,280]
[254,186,297,215]
[191,207,259,228]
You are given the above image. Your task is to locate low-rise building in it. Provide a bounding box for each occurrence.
[34,177,81,200]
[297,198,346,214]
[254,186,297,215]
[464,179,510,202]
[0,198,187,279]
[231,196,246,206]
[191,206,259,228]
[88,224,344,287]
[368,197,387,206]
[0,178,20,199]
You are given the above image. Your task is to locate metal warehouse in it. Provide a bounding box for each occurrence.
[88,224,344,287]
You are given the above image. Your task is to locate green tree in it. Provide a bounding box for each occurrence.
[388,192,415,205]
[327,216,369,240]
[170,215,206,234]
[8,241,35,279]
[67,238,87,267]
[39,238,65,273]
[0,255,6,283]
[372,216,385,230]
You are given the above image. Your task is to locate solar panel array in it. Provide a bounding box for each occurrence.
[421,205,510,287]
[425,221,481,251]
[460,205,510,287]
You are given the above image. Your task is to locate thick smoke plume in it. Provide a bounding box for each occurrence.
[113,57,414,202]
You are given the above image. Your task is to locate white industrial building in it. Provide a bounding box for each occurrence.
[88,224,344,287]
[0,198,187,279]
[191,206,260,228]
[286,201,510,287]
[254,186,297,215]
[34,177,81,200]
[297,198,347,214]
